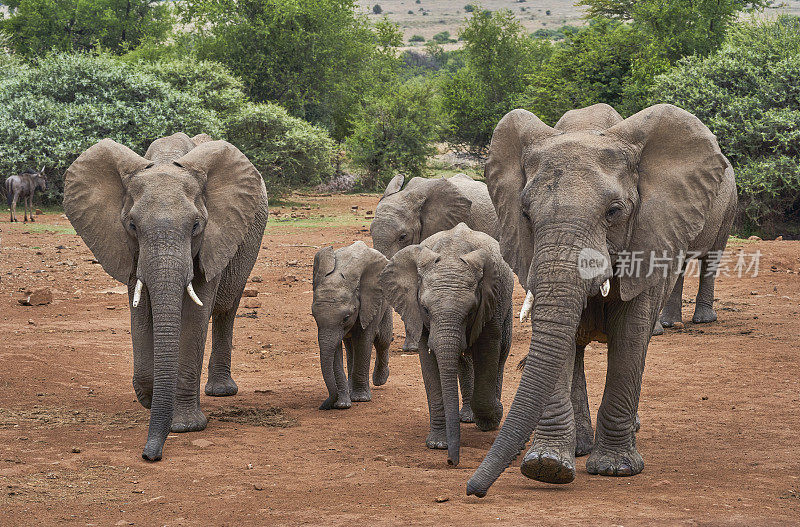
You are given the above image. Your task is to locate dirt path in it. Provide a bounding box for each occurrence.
[1,194,798,526]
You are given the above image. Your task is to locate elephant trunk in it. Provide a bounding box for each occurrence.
[318,330,345,408]
[430,322,466,466]
[140,249,193,462]
[467,229,599,496]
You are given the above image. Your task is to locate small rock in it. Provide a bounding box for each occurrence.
[373,455,390,463]
[280,274,298,282]
[775,235,783,241]
[253,483,264,491]
[652,479,671,488]
[71,447,81,453]
[251,276,263,283]
[191,439,213,448]
[434,496,450,503]
[246,463,253,470]
[672,321,684,330]
[701,396,708,400]
[243,298,261,309]
[286,260,299,267]
[747,235,762,241]
[242,289,258,297]
[18,288,53,306]
[750,291,758,295]
[28,319,36,326]
[106,306,116,310]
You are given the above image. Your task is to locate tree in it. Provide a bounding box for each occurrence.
[347,80,441,190]
[0,0,173,56]
[653,16,800,237]
[440,9,549,153]
[179,0,396,141]
[372,4,382,14]
[577,0,771,60]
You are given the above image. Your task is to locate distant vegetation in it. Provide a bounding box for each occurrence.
[0,0,795,234]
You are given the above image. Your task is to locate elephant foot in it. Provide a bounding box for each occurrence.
[204,376,238,397]
[350,388,371,402]
[575,428,594,457]
[402,336,418,353]
[692,305,717,324]
[520,442,576,484]
[426,429,447,450]
[660,312,682,328]
[651,319,664,336]
[319,394,351,410]
[460,403,474,423]
[170,406,208,433]
[373,365,389,387]
[141,438,163,462]
[586,444,644,477]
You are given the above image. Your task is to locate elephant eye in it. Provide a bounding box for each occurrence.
[399,233,407,240]
[606,205,623,221]
[343,313,351,322]
[129,222,136,232]
[192,221,201,235]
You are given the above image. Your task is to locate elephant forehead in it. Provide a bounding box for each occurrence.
[313,282,355,302]
[127,167,202,199]
[529,133,631,171]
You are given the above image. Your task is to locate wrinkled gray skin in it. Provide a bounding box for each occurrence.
[467,104,732,497]
[312,241,393,410]
[381,223,514,466]
[5,168,47,222]
[64,132,268,462]
[371,173,499,422]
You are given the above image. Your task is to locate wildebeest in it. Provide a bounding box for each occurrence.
[5,167,47,222]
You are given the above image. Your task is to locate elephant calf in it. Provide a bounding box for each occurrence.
[380,223,514,466]
[312,241,393,410]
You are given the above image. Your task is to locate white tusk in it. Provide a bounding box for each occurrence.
[519,290,534,323]
[600,278,611,297]
[132,279,143,308]
[186,282,203,306]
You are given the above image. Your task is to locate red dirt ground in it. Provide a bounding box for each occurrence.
[1,194,798,526]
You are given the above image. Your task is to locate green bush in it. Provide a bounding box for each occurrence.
[0,53,221,204]
[653,16,800,236]
[225,103,335,192]
[347,80,441,190]
[0,53,334,203]
[409,34,425,42]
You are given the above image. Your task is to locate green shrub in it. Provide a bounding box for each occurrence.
[373,4,383,14]
[225,103,335,192]
[653,16,800,236]
[347,80,441,190]
[432,31,456,43]
[0,53,221,204]
[409,34,426,42]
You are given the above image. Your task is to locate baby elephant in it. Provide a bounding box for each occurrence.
[312,241,393,410]
[380,223,514,466]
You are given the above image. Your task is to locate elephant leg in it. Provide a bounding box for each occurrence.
[418,332,447,450]
[660,262,685,328]
[458,354,475,423]
[470,332,503,432]
[171,279,217,433]
[129,280,154,409]
[572,345,594,456]
[372,308,392,387]
[349,329,373,402]
[521,344,577,484]
[693,255,718,323]
[205,298,240,397]
[323,340,351,410]
[401,320,420,352]
[586,293,656,477]
[344,337,355,390]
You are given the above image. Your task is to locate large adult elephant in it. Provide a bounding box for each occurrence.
[466,104,731,497]
[64,132,268,461]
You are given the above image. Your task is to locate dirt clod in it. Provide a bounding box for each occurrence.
[18,288,52,306]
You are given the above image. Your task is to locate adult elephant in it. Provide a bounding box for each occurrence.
[467,104,731,497]
[64,132,268,462]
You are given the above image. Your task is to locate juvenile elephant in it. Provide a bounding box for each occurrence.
[380,223,514,466]
[312,241,393,410]
[467,104,732,497]
[64,132,268,462]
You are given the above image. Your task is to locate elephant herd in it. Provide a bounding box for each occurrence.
[63,103,736,497]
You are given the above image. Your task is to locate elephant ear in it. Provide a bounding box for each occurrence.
[461,248,500,346]
[414,178,472,241]
[555,103,623,133]
[485,109,558,289]
[312,246,337,288]
[381,174,405,200]
[175,140,265,281]
[64,139,152,283]
[347,241,389,329]
[380,245,428,349]
[607,104,727,301]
